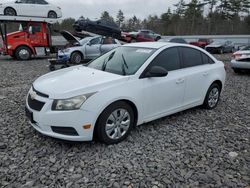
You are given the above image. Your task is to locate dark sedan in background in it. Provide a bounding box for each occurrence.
[73,18,122,39]
[205,40,234,54]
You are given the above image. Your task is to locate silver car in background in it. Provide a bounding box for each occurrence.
[58,31,121,64]
[230,45,250,73]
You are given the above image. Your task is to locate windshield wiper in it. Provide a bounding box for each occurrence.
[121,54,129,76]
[102,51,115,71]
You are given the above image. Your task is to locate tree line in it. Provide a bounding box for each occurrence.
[5,0,250,35]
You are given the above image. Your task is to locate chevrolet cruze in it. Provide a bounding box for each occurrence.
[25,42,226,144]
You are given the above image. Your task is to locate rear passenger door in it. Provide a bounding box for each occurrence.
[179,47,214,106]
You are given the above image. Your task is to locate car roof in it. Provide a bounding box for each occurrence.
[124,42,190,49]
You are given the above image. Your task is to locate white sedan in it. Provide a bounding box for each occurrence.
[0,0,62,18]
[25,42,226,144]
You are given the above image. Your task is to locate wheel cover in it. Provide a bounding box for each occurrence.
[74,54,81,64]
[48,12,56,18]
[105,108,131,140]
[19,49,30,60]
[208,88,219,108]
[5,8,15,16]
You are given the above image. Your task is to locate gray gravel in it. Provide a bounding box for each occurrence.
[0,55,249,188]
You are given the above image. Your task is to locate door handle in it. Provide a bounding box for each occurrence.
[203,72,209,76]
[176,79,185,84]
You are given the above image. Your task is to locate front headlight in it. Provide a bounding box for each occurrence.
[52,94,94,111]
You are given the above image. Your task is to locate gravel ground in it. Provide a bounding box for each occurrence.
[0,54,249,188]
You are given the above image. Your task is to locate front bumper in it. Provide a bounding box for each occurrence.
[230,59,250,69]
[25,88,96,141]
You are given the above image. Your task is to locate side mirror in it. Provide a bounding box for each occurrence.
[87,42,92,46]
[144,66,168,78]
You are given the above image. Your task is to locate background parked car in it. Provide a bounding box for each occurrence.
[158,37,187,44]
[73,18,121,39]
[122,30,161,43]
[205,40,234,54]
[190,38,213,48]
[230,45,250,73]
[0,0,62,18]
[58,30,121,64]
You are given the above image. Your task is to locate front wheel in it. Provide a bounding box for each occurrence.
[4,7,16,16]
[203,83,221,110]
[70,52,82,64]
[15,46,32,60]
[95,102,135,144]
[219,48,224,54]
[48,11,57,18]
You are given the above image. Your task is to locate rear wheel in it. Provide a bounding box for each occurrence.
[130,39,137,43]
[4,7,16,16]
[95,101,135,144]
[15,46,32,60]
[203,83,221,110]
[48,11,57,18]
[70,52,82,64]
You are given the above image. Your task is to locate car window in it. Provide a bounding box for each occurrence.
[32,25,41,32]
[201,53,215,64]
[26,0,35,4]
[35,0,48,4]
[149,47,181,71]
[102,37,116,44]
[16,0,28,3]
[87,47,156,76]
[90,37,101,45]
[181,47,203,68]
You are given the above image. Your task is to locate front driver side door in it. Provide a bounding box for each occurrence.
[85,37,102,59]
[141,47,186,121]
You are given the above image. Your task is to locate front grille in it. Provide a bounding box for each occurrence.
[28,95,45,111]
[32,86,49,98]
[51,127,79,136]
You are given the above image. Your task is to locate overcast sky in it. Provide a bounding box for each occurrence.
[2,0,181,20]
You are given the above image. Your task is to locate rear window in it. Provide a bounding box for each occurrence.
[181,47,203,68]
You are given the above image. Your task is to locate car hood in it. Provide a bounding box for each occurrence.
[206,44,223,48]
[60,30,80,45]
[33,66,128,99]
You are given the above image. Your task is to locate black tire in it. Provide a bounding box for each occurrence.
[49,65,55,71]
[4,7,16,16]
[219,48,224,54]
[70,52,82,64]
[15,46,32,60]
[130,39,137,43]
[203,83,221,110]
[156,36,161,41]
[95,101,135,144]
[48,11,57,18]
[233,68,242,74]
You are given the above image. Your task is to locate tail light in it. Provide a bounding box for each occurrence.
[232,52,242,59]
[224,64,227,71]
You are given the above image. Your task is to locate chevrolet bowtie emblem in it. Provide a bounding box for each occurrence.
[30,91,37,100]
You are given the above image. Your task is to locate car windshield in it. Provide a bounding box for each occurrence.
[211,40,226,45]
[79,37,92,45]
[241,46,250,51]
[87,46,156,76]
